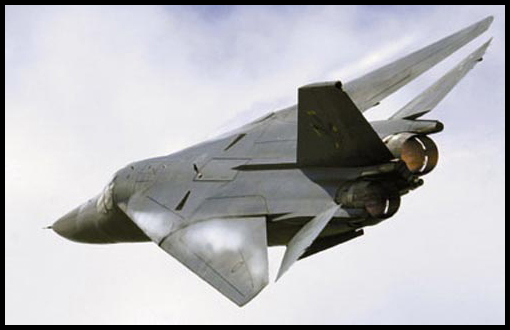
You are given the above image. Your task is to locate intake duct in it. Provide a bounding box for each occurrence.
[383,133,438,175]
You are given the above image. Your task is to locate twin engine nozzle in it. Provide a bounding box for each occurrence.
[335,147,430,220]
[337,180,401,220]
[384,133,439,175]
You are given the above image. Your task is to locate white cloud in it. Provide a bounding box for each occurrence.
[5,5,505,325]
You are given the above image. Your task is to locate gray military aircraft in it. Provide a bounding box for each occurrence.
[51,16,494,306]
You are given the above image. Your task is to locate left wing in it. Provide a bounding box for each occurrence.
[343,16,493,112]
[119,195,269,307]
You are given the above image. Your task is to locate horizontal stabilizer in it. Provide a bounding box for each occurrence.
[159,217,269,307]
[299,229,364,260]
[119,195,269,307]
[390,39,492,120]
[276,204,340,281]
[343,16,493,112]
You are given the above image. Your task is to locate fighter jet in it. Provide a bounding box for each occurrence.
[51,16,494,306]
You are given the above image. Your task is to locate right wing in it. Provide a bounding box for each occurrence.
[343,16,493,112]
[390,39,492,120]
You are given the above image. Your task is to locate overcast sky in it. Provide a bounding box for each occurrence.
[5,5,505,325]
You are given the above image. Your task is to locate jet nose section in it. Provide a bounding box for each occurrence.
[52,198,116,244]
[52,196,125,244]
[52,207,81,241]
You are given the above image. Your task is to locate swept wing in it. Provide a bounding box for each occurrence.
[343,16,493,112]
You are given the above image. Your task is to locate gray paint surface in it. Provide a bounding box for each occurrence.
[49,15,495,307]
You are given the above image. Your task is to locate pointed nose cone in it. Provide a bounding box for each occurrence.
[52,207,81,242]
[52,200,115,244]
